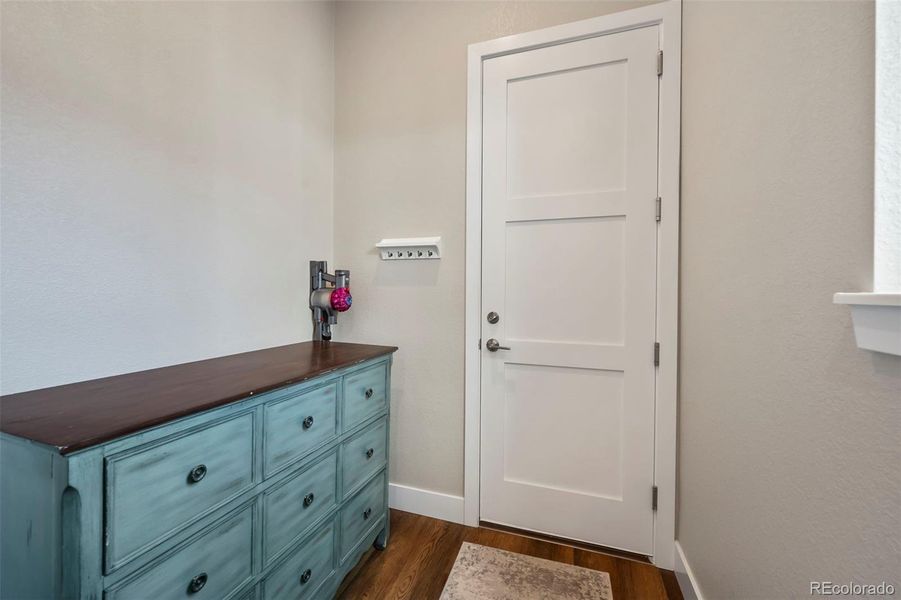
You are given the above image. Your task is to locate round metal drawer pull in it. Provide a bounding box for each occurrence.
[187,572,208,594]
[364,388,374,399]
[363,507,372,520]
[365,448,374,459]
[300,569,312,585]
[303,492,315,508]
[188,464,207,484]
[302,415,314,430]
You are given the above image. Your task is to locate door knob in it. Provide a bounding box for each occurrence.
[485,338,510,352]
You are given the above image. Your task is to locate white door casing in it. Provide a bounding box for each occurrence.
[479,26,659,555]
[465,1,681,568]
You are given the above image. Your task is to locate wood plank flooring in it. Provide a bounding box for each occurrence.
[336,510,683,599]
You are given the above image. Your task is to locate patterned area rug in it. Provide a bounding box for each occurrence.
[440,542,613,600]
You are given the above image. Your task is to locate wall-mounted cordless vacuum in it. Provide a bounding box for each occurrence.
[309,260,352,341]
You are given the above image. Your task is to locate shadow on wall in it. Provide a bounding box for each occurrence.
[871,352,901,378]
[373,252,442,287]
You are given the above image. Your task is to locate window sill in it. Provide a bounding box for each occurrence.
[833,293,901,356]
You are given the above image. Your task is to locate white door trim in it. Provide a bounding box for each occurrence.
[464,0,681,569]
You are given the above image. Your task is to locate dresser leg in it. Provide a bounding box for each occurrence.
[374,520,390,550]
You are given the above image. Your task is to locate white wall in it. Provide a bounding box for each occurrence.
[679,1,900,596]
[333,0,652,497]
[0,1,335,394]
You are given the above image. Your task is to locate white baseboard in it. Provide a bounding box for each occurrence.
[674,541,704,600]
[388,482,465,524]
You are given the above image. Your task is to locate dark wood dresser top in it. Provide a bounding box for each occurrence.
[0,341,397,454]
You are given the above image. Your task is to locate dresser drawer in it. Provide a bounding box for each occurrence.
[341,418,387,497]
[106,413,255,569]
[342,363,387,431]
[107,504,254,600]
[263,451,337,565]
[339,472,386,560]
[263,521,335,600]
[264,383,338,476]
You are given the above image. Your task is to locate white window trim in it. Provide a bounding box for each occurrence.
[834,0,900,355]
[874,0,900,293]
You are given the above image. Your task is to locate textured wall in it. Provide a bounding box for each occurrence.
[333,0,652,497]
[1,1,335,393]
[679,1,901,596]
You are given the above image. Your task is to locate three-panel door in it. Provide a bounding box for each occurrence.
[480,25,660,555]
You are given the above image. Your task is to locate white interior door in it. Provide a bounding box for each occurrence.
[480,25,660,555]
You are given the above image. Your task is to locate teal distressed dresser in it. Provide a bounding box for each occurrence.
[0,341,397,600]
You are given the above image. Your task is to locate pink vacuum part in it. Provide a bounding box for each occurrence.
[330,287,352,312]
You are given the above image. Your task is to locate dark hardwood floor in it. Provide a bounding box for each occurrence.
[337,510,683,599]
